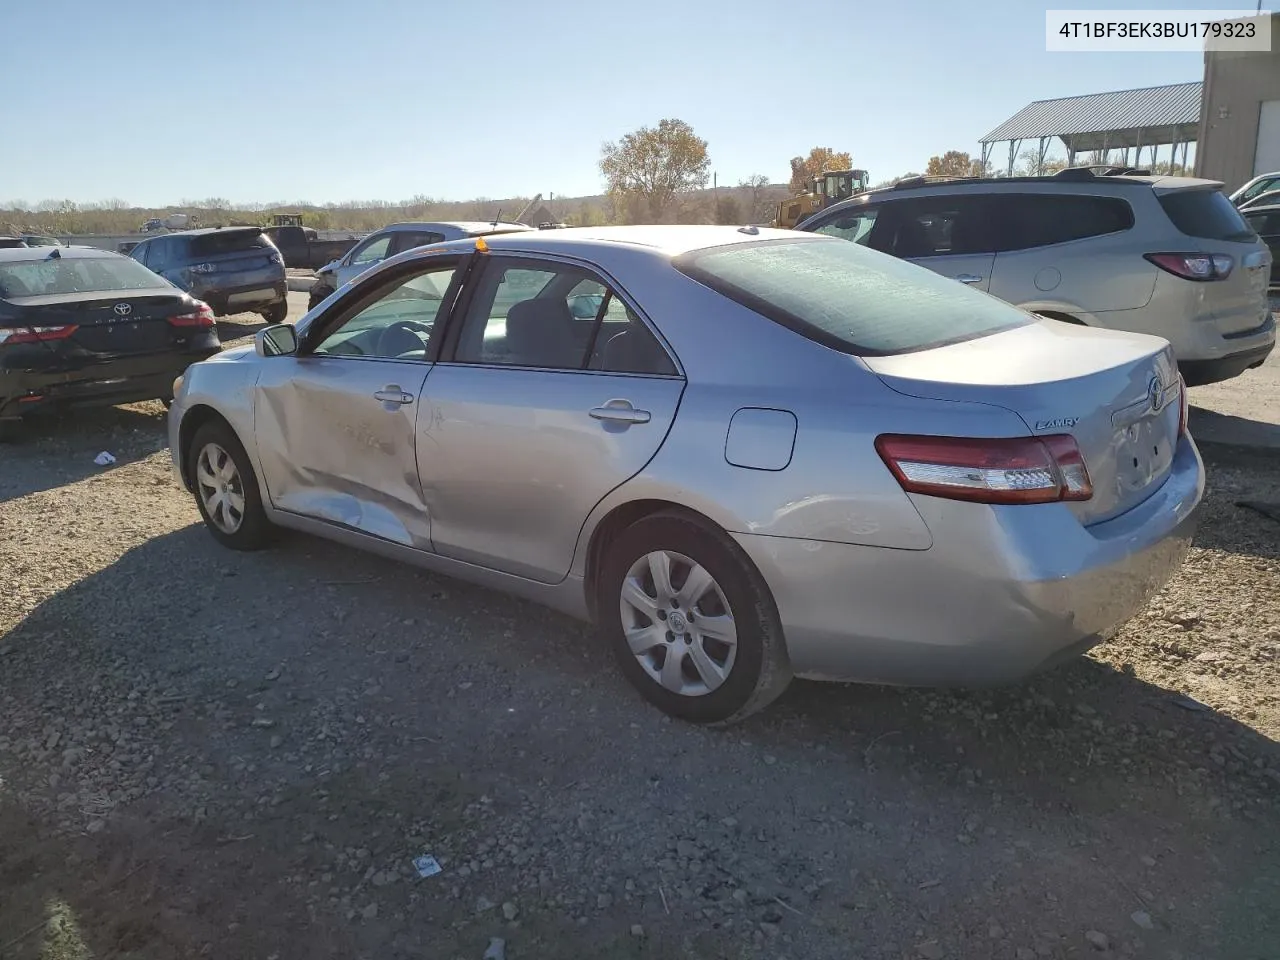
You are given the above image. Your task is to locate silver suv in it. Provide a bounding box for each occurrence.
[798,169,1275,385]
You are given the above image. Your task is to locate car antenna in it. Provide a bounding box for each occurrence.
[491,208,503,230]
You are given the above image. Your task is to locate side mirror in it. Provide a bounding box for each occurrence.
[255,324,299,357]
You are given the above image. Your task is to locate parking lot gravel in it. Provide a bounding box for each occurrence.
[1,311,1278,959]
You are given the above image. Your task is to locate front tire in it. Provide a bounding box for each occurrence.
[188,420,273,550]
[307,283,334,311]
[261,301,288,324]
[598,511,791,725]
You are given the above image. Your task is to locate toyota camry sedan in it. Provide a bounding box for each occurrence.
[168,226,1203,724]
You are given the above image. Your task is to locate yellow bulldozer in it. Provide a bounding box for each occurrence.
[773,168,870,229]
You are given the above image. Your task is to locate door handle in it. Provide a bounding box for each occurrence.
[373,386,414,405]
[590,399,651,424]
[955,274,983,284]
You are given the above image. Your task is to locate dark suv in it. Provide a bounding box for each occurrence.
[128,227,288,322]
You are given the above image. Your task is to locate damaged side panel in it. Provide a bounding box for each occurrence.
[252,356,433,549]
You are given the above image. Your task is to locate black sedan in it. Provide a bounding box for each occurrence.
[0,246,222,440]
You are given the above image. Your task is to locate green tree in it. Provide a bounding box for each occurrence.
[925,151,987,178]
[788,148,854,193]
[600,118,711,222]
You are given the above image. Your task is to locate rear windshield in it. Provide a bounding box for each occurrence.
[674,237,1032,356]
[1159,189,1255,242]
[0,256,171,298]
[187,230,273,257]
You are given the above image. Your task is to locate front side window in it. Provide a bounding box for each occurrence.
[812,206,880,245]
[675,236,1031,356]
[312,264,456,359]
[349,234,393,267]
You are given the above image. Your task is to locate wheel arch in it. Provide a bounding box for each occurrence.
[581,498,753,624]
[177,404,237,491]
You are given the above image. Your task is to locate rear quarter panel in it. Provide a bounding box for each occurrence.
[990,229,1158,317]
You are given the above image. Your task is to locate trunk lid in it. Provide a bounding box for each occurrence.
[6,290,191,356]
[864,319,1181,525]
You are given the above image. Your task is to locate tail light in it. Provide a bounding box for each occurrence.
[0,324,78,345]
[168,300,215,328]
[1178,374,1189,436]
[875,434,1093,505]
[1145,253,1234,281]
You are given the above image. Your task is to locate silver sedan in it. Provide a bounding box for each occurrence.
[168,226,1204,724]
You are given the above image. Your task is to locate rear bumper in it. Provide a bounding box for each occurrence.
[192,279,288,316]
[0,344,220,418]
[1179,337,1274,386]
[735,435,1204,687]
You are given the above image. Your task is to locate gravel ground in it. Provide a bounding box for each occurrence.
[1,312,1278,960]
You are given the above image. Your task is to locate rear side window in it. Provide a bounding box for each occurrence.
[675,237,1032,356]
[188,230,273,257]
[994,194,1134,251]
[1159,189,1255,242]
[1247,211,1280,235]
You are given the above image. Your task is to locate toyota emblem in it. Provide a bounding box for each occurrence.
[1146,375,1162,413]
[113,302,132,317]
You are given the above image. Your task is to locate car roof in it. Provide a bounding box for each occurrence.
[377,220,535,234]
[427,224,815,258]
[0,246,127,262]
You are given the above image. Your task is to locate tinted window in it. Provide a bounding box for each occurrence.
[1240,176,1280,202]
[992,194,1135,251]
[0,256,170,298]
[1159,189,1255,242]
[1246,211,1280,236]
[885,197,994,258]
[392,231,446,254]
[189,230,272,257]
[313,264,456,359]
[674,237,1032,356]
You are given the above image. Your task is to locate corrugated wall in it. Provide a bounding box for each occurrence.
[1196,15,1280,191]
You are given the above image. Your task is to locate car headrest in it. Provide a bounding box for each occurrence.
[505,297,578,368]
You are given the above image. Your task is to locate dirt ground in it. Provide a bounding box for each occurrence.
[1,313,1278,960]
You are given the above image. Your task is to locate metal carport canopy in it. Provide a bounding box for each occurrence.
[978,81,1203,173]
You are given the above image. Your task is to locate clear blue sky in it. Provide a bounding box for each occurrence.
[2,0,1219,207]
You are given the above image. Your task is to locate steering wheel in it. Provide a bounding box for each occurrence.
[376,320,432,359]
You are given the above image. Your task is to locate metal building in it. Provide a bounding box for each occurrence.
[979,82,1202,176]
[1195,13,1280,192]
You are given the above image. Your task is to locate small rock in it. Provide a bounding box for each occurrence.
[1131,910,1154,930]
[475,896,495,915]
[360,902,378,920]
[1085,930,1110,951]
[86,819,106,834]
[1016,950,1036,960]
[917,941,945,960]
[265,667,281,681]
[371,870,396,888]
[483,938,505,960]
[597,893,613,909]
[45,731,61,750]
[502,901,518,921]
[630,924,645,938]
[1140,855,1157,867]
[1075,703,1097,716]
[269,735,283,749]
[988,923,1006,939]
[764,755,777,765]
[676,839,699,859]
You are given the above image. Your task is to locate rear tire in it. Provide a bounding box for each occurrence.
[261,302,288,325]
[187,420,273,551]
[597,511,791,725]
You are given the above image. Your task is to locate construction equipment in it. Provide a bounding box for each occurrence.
[774,169,869,229]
